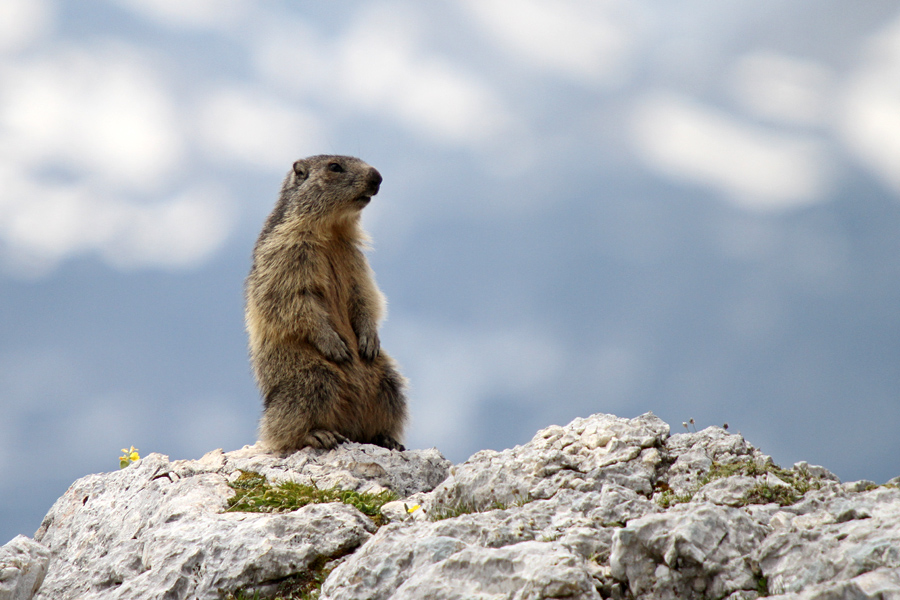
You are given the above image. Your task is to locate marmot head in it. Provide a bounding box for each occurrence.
[278,155,382,224]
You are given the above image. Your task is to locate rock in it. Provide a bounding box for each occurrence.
[32,445,449,600]
[0,535,50,600]
[16,411,900,599]
[662,427,772,498]
[693,476,759,506]
[757,486,900,595]
[764,567,900,599]
[426,412,670,515]
[322,484,659,599]
[610,503,768,599]
[390,541,601,600]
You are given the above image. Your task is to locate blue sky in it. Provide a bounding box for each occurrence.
[2,0,900,544]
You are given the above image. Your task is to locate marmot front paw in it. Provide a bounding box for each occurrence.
[317,329,352,363]
[357,330,380,361]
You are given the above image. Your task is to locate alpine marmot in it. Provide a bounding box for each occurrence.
[245,155,407,452]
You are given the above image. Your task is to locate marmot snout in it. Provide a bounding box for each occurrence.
[245,155,407,452]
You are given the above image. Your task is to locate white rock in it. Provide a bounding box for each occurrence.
[21,411,900,600]
[610,503,768,599]
[0,536,50,600]
[391,541,602,600]
[33,445,448,600]
[765,567,900,599]
[693,476,759,506]
[757,487,900,595]
[663,427,769,498]
[427,412,669,514]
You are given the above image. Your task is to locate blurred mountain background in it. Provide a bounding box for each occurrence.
[1,0,899,544]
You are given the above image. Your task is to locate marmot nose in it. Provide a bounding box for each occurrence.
[367,168,382,195]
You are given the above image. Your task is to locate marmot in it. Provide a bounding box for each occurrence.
[245,155,407,452]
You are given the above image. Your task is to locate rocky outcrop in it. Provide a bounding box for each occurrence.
[4,412,900,599]
[0,535,49,600]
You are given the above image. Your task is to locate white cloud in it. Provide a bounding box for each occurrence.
[0,0,52,53]
[729,51,833,126]
[0,42,237,276]
[0,45,185,190]
[197,87,324,172]
[253,6,512,148]
[840,14,900,195]
[461,0,638,86]
[112,0,250,30]
[99,186,234,271]
[337,16,510,144]
[0,166,233,276]
[631,92,831,211]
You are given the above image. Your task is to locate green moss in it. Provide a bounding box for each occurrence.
[745,484,799,507]
[756,574,770,597]
[226,471,397,527]
[656,488,695,509]
[656,459,825,508]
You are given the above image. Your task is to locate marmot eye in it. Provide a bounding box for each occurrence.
[328,162,344,173]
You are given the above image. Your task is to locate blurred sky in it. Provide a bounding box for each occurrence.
[2,0,900,545]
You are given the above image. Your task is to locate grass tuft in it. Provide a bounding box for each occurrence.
[656,459,826,508]
[226,470,397,526]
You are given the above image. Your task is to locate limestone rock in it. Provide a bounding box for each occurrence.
[758,486,900,595]
[0,535,49,600]
[610,503,768,599]
[322,484,658,599]
[427,412,670,515]
[15,411,900,599]
[32,445,448,600]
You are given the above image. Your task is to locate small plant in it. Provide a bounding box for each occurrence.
[429,495,532,521]
[119,446,140,469]
[429,501,479,521]
[656,488,695,509]
[221,554,337,600]
[226,471,397,526]
[656,459,825,508]
[756,574,770,597]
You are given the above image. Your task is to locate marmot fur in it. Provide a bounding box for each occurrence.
[245,155,407,452]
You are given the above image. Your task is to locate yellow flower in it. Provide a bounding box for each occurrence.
[407,504,421,514]
[119,446,140,469]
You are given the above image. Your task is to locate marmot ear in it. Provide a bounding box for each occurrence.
[292,160,308,182]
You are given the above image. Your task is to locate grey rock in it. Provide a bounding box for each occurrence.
[23,411,900,600]
[693,476,759,506]
[662,427,770,498]
[765,567,900,599]
[792,461,840,483]
[841,479,878,493]
[427,412,669,515]
[610,503,768,600]
[323,483,658,599]
[757,486,900,595]
[390,541,602,600]
[33,444,448,600]
[189,441,450,498]
[0,535,49,600]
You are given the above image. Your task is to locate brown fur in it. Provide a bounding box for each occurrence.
[245,155,407,452]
